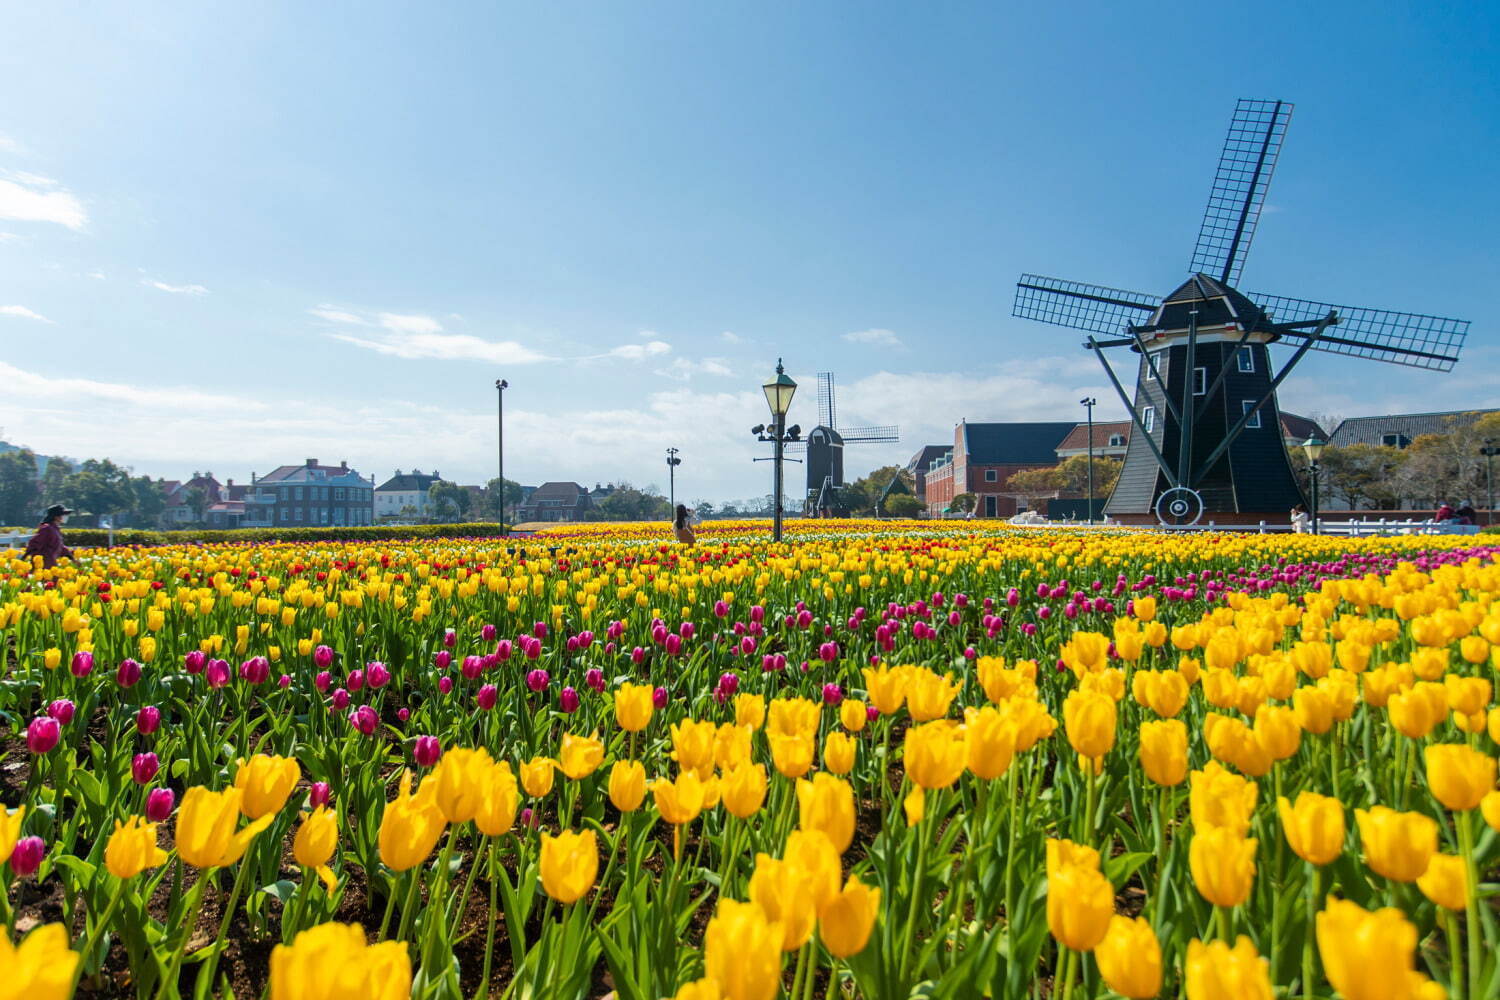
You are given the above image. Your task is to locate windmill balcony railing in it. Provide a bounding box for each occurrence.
[1007,517,1484,536]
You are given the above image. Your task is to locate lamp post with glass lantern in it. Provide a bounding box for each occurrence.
[1482,438,1497,524]
[666,447,681,512]
[753,360,798,542]
[1080,397,1097,523]
[1301,436,1325,534]
[495,379,509,525]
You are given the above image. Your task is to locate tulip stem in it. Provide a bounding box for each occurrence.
[378,872,399,940]
[475,840,500,1000]
[1056,944,1076,1000]
[1444,909,1464,1000]
[1457,811,1480,1000]
[154,871,210,1000]
[397,866,422,942]
[198,856,252,998]
[75,876,127,988]
[1002,765,1019,928]
[1215,905,1232,943]
[1302,864,1319,1000]
[899,789,931,986]
[1082,762,1098,847]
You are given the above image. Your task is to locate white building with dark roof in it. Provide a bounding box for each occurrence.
[375,470,445,521]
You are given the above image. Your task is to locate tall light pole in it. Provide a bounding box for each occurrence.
[666,447,681,512]
[754,360,798,542]
[1302,436,1325,534]
[1482,438,1497,524]
[1080,397,1097,523]
[495,379,508,525]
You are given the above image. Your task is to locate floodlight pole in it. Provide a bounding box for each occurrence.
[1483,438,1496,523]
[666,447,681,512]
[495,379,508,526]
[1309,460,1321,535]
[1081,397,1097,523]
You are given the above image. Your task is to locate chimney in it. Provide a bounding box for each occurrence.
[433,470,440,479]
[305,458,317,468]
[340,460,348,471]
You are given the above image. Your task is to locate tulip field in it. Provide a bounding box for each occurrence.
[2,519,1499,1000]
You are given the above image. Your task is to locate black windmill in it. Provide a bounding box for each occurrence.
[786,372,899,513]
[1013,99,1470,524]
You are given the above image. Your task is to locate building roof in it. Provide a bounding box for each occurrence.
[527,481,589,504]
[259,459,365,484]
[1149,274,1270,334]
[376,472,442,493]
[906,445,950,475]
[962,422,1079,465]
[1278,411,1327,443]
[1329,409,1497,448]
[1054,421,1132,454]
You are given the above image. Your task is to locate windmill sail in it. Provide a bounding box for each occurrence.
[1255,292,1468,371]
[1189,99,1293,286]
[816,372,837,429]
[1013,274,1160,336]
[839,425,900,443]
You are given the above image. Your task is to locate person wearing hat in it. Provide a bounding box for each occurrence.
[24,504,75,569]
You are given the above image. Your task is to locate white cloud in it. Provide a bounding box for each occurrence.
[87,271,106,280]
[309,305,368,325]
[0,175,87,231]
[606,340,672,361]
[146,280,209,296]
[842,328,904,348]
[0,133,24,154]
[330,330,553,365]
[720,331,743,344]
[0,305,52,323]
[655,357,736,381]
[0,232,22,243]
[378,312,443,336]
[0,361,261,413]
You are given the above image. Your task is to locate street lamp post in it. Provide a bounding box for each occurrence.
[1482,438,1497,525]
[1080,397,1097,523]
[1302,436,1325,534]
[754,360,799,542]
[495,379,508,525]
[666,447,681,512]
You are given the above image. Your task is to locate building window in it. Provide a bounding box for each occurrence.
[1193,367,1207,396]
[1142,406,1156,433]
[294,507,303,521]
[294,486,303,501]
[985,495,997,517]
[1108,433,1124,447]
[1146,351,1165,381]
[1237,346,1254,372]
[1242,400,1261,429]
[1382,433,1411,449]
[984,469,998,483]
[335,488,345,500]
[279,507,287,522]
[280,487,289,501]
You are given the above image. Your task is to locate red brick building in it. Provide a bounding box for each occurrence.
[921,420,1078,518]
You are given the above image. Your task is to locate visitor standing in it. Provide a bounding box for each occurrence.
[1290,504,1310,534]
[672,504,696,545]
[1434,501,1455,524]
[24,504,75,569]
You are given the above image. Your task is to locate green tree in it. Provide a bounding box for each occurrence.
[39,456,72,504]
[427,481,473,522]
[478,478,525,521]
[130,476,167,527]
[183,486,210,525]
[0,449,40,525]
[845,465,916,515]
[884,494,923,517]
[588,482,670,521]
[64,459,136,525]
[949,492,977,513]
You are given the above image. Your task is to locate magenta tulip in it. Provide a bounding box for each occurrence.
[313,644,334,668]
[145,788,176,821]
[205,659,231,688]
[136,705,161,735]
[413,735,442,767]
[46,699,75,724]
[116,658,142,688]
[367,662,391,688]
[559,687,580,713]
[348,705,379,735]
[132,752,160,785]
[70,651,94,678]
[184,649,207,674]
[308,782,331,809]
[9,836,45,877]
[27,717,60,754]
[477,684,499,711]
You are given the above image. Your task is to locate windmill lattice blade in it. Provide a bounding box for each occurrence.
[817,372,836,429]
[1189,99,1293,286]
[1013,274,1160,336]
[838,426,900,443]
[1254,292,1469,372]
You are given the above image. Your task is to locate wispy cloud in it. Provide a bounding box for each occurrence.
[309,305,368,325]
[0,305,53,323]
[0,133,24,154]
[331,330,554,365]
[378,312,443,336]
[842,328,904,349]
[0,360,260,412]
[720,331,743,344]
[655,357,735,381]
[605,340,672,361]
[145,279,209,296]
[0,173,87,231]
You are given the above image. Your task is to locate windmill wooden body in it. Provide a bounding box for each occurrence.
[786,372,899,514]
[1013,99,1470,524]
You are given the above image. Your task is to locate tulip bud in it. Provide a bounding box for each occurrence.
[145,787,176,822]
[433,649,452,670]
[585,668,605,692]
[309,782,332,808]
[116,658,142,688]
[184,649,207,673]
[822,683,843,706]
[331,687,350,710]
[526,669,550,693]
[348,704,379,735]
[559,686,581,713]
[413,735,442,767]
[481,623,497,641]
[313,644,334,668]
[135,705,161,735]
[367,662,391,689]
[132,751,160,784]
[9,835,45,877]
[443,628,457,648]
[70,651,94,677]
[395,706,409,722]
[26,716,60,754]
[46,699,75,724]
[347,668,365,691]
[653,686,669,709]
[477,684,499,710]
[438,676,453,695]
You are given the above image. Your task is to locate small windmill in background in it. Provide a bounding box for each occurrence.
[786,371,900,514]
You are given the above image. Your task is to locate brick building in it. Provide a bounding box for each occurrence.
[515,481,593,522]
[246,459,375,528]
[922,421,1078,518]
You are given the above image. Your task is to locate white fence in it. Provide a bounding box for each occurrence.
[1005,518,1483,536]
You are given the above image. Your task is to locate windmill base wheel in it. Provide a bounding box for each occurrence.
[1155,487,1205,526]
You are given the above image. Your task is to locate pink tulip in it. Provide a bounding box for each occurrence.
[240,657,270,685]
[585,668,605,692]
[438,676,454,695]
[713,600,730,619]
[367,662,391,689]
[481,623,497,641]
[308,782,331,809]
[9,836,44,877]
[146,788,176,822]
[866,705,880,723]
[205,659,231,688]
[532,621,548,639]
[652,686,669,709]
[494,639,513,661]
[348,705,379,735]
[347,669,365,692]
[27,717,60,754]
[184,650,207,674]
[314,670,333,692]
[819,642,839,663]
[396,707,410,722]
[443,629,457,648]
[526,669,550,693]
[631,646,645,665]
[116,658,142,688]
[822,683,842,705]
[313,645,334,668]
[331,688,350,710]
[136,706,161,735]
[664,634,682,656]
[132,752,160,785]
[477,684,499,711]
[434,650,452,670]
[559,687,580,713]
[70,651,94,678]
[46,699,75,724]
[679,622,695,640]
[413,735,442,767]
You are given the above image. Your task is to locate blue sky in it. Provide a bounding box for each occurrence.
[2,2,1496,503]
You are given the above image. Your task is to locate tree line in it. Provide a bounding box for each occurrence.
[0,450,166,528]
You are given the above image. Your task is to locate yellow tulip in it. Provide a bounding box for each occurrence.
[105,816,170,879]
[796,773,855,853]
[721,763,767,819]
[293,807,339,892]
[1046,838,1101,877]
[670,978,722,1000]
[782,829,841,912]
[1292,686,1334,735]
[177,786,275,869]
[520,756,556,798]
[904,721,967,790]
[377,771,447,873]
[1138,719,1187,787]
[652,771,704,825]
[1046,862,1113,951]
[839,698,867,732]
[671,719,718,774]
[1277,793,1345,866]
[963,705,1017,780]
[614,682,654,732]
[1484,790,1500,833]
[269,922,410,1000]
[822,731,856,776]
[468,761,518,838]
[1443,674,1490,716]
[734,692,766,730]
[1132,595,1157,621]
[978,655,1037,703]
[429,747,494,823]
[1316,898,1429,1000]
[748,855,817,951]
[703,899,783,1000]
[1459,635,1490,665]
[1094,916,1161,999]
[608,760,646,812]
[714,723,753,772]
[767,697,820,738]
[0,924,80,1000]
[1416,853,1467,911]
[1355,806,1437,883]
[819,875,881,958]
[905,668,958,721]
[768,732,815,779]
[0,805,23,865]
[903,786,924,826]
[1253,705,1301,761]
[1424,743,1496,812]
[862,663,907,716]
[1388,683,1447,740]
[558,732,605,780]
[1133,669,1188,718]
[1189,762,1257,835]
[1064,689,1116,763]
[1060,631,1110,675]
[1185,937,1272,1000]
[539,829,597,904]
[1189,827,1256,907]
[233,754,301,819]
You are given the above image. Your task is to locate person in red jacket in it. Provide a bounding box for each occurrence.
[24,504,74,568]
